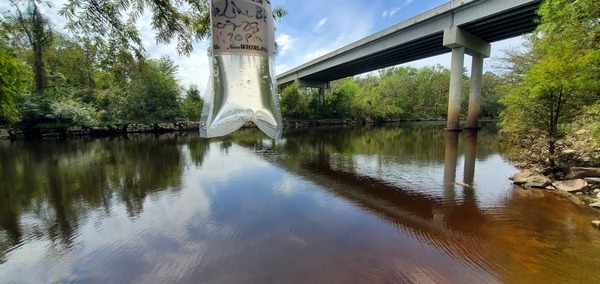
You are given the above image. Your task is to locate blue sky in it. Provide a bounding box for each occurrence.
[1,0,525,94]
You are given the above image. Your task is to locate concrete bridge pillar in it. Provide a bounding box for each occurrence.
[447,46,465,131]
[318,88,325,106]
[443,27,490,131]
[466,54,484,130]
[298,79,329,107]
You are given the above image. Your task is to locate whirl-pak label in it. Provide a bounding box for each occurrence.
[211,0,274,56]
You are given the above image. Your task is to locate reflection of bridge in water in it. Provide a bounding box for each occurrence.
[239,127,558,280]
[279,128,488,231]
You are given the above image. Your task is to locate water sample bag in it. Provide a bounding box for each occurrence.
[200,0,283,139]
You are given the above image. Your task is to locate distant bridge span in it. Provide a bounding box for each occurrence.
[276,0,541,130]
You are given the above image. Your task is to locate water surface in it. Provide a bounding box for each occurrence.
[1,122,599,283]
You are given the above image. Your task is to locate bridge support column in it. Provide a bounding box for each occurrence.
[443,27,490,132]
[466,54,484,130]
[447,47,465,131]
[298,79,329,107]
[318,88,325,106]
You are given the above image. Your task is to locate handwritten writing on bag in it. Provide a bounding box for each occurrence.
[212,0,273,55]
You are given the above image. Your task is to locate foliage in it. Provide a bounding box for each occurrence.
[6,0,53,94]
[279,81,317,119]
[277,65,497,123]
[499,0,600,168]
[480,72,505,118]
[123,57,182,122]
[324,78,359,118]
[46,97,98,127]
[0,43,28,124]
[182,84,204,121]
[1,11,186,130]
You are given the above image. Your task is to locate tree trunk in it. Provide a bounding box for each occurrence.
[548,139,556,168]
[33,43,45,94]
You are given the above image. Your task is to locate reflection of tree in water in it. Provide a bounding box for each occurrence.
[104,136,185,217]
[233,122,500,167]
[219,137,233,153]
[0,133,208,258]
[188,137,210,167]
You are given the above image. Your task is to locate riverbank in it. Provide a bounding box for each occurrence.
[0,118,456,139]
[1,118,502,140]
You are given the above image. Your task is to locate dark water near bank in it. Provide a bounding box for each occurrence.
[1,122,599,283]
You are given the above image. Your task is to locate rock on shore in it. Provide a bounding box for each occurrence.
[567,167,600,179]
[552,179,589,193]
[511,170,552,188]
[511,167,600,211]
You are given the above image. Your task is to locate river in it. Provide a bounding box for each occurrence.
[1,122,599,283]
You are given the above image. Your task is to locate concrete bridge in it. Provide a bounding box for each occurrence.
[276,0,541,131]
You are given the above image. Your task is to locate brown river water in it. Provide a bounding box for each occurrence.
[1,122,599,283]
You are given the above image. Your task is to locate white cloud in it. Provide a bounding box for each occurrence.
[313,18,328,33]
[305,49,330,62]
[382,0,414,18]
[275,63,292,75]
[382,7,402,18]
[275,33,295,56]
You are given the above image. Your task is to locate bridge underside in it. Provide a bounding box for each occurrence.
[295,2,538,83]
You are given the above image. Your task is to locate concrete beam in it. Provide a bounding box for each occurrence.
[443,27,491,57]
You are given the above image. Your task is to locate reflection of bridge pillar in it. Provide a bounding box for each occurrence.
[463,129,478,186]
[443,27,490,132]
[443,131,459,199]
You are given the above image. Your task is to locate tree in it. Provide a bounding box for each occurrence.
[499,0,599,168]
[59,0,288,56]
[7,0,52,94]
[182,84,203,121]
[480,72,504,118]
[123,57,182,122]
[279,82,314,119]
[0,43,28,124]
[325,78,359,118]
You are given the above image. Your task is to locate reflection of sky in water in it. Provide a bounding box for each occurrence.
[0,140,495,282]
[2,130,600,283]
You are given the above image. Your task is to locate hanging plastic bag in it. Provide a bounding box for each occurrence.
[200,0,283,139]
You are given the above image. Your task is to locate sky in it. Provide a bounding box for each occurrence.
[1,0,526,94]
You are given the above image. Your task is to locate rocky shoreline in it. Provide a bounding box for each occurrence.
[0,122,204,139]
[510,167,600,229]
